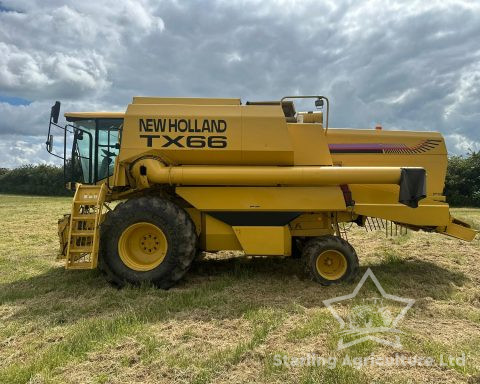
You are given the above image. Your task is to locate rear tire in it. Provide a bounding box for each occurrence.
[99,196,197,289]
[302,235,358,285]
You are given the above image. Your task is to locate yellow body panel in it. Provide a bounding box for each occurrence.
[289,213,334,237]
[176,186,346,211]
[287,123,332,165]
[353,202,450,226]
[233,226,291,256]
[121,103,243,164]
[327,128,447,194]
[119,101,309,165]
[240,105,293,164]
[202,214,242,251]
[349,184,450,226]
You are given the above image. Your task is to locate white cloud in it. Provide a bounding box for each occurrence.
[0,135,60,168]
[225,52,243,64]
[0,43,111,98]
[0,0,164,101]
[445,133,480,154]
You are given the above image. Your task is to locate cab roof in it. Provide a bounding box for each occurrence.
[64,112,124,121]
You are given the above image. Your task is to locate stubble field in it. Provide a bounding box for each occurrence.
[0,194,479,384]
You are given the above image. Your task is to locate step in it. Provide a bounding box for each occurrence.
[77,185,103,189]
[66,262,95,270]
[74,200,100,205]
[71,231,95,236]
[72,214,97,220]
[65,183,105,271]
[69,246,93,253]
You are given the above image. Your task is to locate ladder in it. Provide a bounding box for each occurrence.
[65,183,107,269]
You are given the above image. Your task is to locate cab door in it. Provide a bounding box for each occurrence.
[95,119,122,182]
[71,118,123,184]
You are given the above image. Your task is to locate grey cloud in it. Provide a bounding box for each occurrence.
[0,0,164,101]
[0,0,480,168]
[0,100,123,136]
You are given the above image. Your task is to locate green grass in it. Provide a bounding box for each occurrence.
[286,309,336,342]
[0,195,479,383]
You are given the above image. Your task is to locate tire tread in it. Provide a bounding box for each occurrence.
[99,196,197,289]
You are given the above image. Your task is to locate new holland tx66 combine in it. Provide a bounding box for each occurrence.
[46,96,477,288]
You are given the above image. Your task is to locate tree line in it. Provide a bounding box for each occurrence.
[443,151,480,207]
[0,152,479,206]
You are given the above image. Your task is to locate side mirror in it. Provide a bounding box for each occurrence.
[51,101,61,124]
[75,130,84,140]
[315,98,324,109]
[46,135,53,153]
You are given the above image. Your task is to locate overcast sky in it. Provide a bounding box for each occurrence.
[0,0,479,168]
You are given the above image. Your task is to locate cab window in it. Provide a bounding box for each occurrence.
[97,119,122,181]
[73,118,122,183]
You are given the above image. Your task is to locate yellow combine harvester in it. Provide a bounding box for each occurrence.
[46,96,477,288]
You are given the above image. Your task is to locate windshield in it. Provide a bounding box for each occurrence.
[73,119,122,183]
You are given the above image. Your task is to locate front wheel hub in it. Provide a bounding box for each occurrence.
[118,222,168,271]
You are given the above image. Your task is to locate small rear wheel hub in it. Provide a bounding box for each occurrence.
[315,249,347,280]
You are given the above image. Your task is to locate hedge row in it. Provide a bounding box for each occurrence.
[0,164,72,196]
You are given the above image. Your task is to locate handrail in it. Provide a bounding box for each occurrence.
[280,95,330,133]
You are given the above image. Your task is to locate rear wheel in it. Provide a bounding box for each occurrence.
[302,235,358,285]
[99,196,197,289]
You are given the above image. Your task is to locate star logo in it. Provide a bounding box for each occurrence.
[323,268,415,350]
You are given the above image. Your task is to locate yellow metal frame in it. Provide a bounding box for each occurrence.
[56,96,477,270]
[437,218,478,241]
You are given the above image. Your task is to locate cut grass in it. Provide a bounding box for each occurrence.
[0,195,479,383]
[286,309,335,342]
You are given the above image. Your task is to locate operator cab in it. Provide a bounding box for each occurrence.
[65,115,123,183]
[46,101,124,187]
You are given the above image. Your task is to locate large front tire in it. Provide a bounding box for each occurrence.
[99,197,197,289]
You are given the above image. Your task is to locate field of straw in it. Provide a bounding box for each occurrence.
[0,194,479,383]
